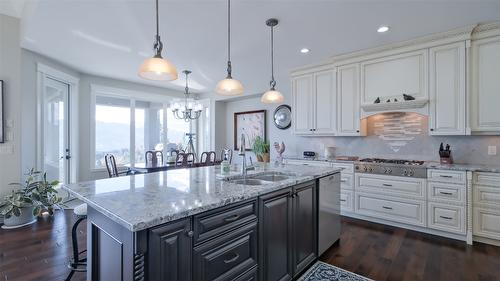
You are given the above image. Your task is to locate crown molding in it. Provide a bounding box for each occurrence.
[472,21,500,40]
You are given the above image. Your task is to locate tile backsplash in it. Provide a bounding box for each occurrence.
[293,113,500,165]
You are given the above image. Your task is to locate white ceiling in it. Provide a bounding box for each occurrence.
[13,0,500,100]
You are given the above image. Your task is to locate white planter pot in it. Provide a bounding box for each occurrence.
[2,206,37,229]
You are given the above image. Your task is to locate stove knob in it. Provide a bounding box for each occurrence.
[363,167,368,172]
[403,170,408,176]
[355,166,360,170]
[368,167,373,172]
[387,169,392,174]
[409,170,414,176]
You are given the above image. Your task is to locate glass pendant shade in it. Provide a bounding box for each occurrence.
[138,56,178,81]
[215,78,244,96]
[261,89,284,103]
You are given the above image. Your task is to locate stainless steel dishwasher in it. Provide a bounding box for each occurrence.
[318,172,341,255]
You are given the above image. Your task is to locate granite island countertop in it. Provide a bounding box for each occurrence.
[62,164,341,232]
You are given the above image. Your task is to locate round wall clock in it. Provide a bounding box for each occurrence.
[273,105,291,129]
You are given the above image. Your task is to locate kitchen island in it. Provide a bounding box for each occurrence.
[63,163,341,281]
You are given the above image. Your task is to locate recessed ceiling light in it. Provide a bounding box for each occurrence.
[300,48,310,54]
[377,26,390,33]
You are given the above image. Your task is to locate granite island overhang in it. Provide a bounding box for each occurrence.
[62,163,341,281]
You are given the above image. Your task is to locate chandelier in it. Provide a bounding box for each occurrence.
[171,70,203,122]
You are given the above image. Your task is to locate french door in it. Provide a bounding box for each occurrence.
[42,77,71,184]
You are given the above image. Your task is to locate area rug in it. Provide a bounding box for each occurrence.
[298,261,373,281]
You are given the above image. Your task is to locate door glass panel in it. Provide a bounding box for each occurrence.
[43,77,69,183]
[95,96,131,168]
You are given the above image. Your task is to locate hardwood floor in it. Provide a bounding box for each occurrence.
[1,211,500,281]
[321,216,500,281]
[0,210,85,281]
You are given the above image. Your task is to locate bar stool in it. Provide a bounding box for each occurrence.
[65,203,87,281]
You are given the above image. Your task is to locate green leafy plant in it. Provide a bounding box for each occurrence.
[0,169,63,219]
[252,136,270,156]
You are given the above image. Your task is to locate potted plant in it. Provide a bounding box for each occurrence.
[0,169,63,229]
[252,136,270,163]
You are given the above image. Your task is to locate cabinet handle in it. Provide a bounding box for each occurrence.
[186,230,194,237]
[439,216,453,220]
[382,206,393,210]
[439,175,453,178]
[430,128,434,131]
[224,214,240,222]
[223,253,240,264]
[341,179,347,183]
[356,130,360,133]
[382,184,393,187]
[340,199,346,202]
[439,191,453,196]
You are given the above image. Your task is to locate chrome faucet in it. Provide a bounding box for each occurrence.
[239,134,248,176]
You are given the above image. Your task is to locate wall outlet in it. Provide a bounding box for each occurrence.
[488,146,497,156]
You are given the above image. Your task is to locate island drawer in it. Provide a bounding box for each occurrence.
[193,222,258,281]
[331,163,354,174]
[428,169,466,184]
[194,199,258,245]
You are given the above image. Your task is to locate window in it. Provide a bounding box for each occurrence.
[95,96,131,168]
[92,86,210,170]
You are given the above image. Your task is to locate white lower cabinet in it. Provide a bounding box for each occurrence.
[355,192,426,227]
[428,202,465,234]
[473,172,500,242]
[340,190,354,212]
[474,208,500,240]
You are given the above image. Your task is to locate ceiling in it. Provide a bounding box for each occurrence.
[13,0,500,100]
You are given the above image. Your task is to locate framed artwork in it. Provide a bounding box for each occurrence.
[0,80,3,143]
[234,110,266,151]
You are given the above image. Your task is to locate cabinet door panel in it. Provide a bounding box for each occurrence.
[471,36,500,132]
[259,188,293,281]
[148,218,192,281]
[293,182,317,275]
[337,64,361,136]
[314,70,336,135]
[429,42,466,135]
[292,75,314,134]
[360,50,428,103]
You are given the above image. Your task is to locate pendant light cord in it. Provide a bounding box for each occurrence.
[226,0,232,78]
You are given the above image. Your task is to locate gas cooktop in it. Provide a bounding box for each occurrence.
[355,158,427,178]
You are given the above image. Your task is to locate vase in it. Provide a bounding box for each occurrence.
[2,206,37,229]
[262,153,270,163]
[257,155,263,162]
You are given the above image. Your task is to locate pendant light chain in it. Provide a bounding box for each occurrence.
[226,0,232,78]
[270,23,276,90]
[153,0,163,57]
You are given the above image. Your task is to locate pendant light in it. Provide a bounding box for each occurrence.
[138,0,178,81]
[261,18,284,104]
[171,70,203,122]
[215,0,244,96]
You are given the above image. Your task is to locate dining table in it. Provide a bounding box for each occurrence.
[126,160,223,174]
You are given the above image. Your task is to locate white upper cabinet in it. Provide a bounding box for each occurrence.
[429,42,466,135]
[337,63,365,136]
[291,69,336,135]
[292,74,314,134]
[313,70,336,135]
[471,35,500,133]
[360,50,428,105]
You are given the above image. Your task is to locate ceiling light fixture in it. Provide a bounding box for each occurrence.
[300,48,310,54]
[377,26,390,33]
[138,0,178,81]
[171,70,203,122]
[261,18,284,104]
[215,0,244,96]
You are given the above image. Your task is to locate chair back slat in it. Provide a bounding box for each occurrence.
[105,154,119,178]
[145,150,163,166]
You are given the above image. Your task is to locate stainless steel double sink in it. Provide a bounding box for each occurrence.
[229,172,294,185]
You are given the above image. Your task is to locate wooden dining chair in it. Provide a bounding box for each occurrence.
[104,154,129,178]
[145,150,164,166]
[220,149,233,164]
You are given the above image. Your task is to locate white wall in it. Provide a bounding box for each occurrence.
[0,15,21,199]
